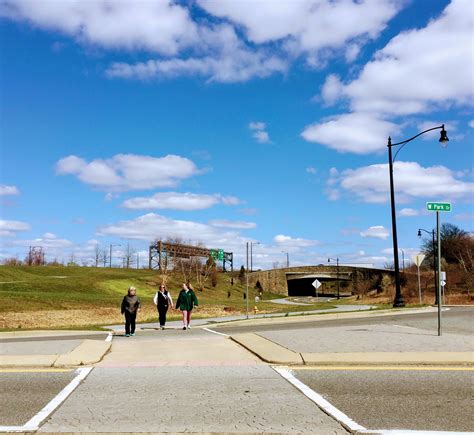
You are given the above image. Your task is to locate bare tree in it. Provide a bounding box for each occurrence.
[123,244,135,269]
[102,249,109,267]
[94,245,103,267]
[194,255,216,291]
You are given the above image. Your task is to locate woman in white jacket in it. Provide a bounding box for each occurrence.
[153,284,173,330]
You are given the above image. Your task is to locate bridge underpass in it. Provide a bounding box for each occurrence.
[286,273,352,297]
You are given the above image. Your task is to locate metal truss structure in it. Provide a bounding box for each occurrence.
[149,240,233,273]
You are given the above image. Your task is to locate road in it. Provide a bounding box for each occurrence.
[1,329,348,433]
[1,307,472,433]
[292,366,473,432]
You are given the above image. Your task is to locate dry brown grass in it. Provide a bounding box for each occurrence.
[0,304,260,330]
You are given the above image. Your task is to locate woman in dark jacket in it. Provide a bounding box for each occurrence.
[175,283,199,330]
[121,286,141,337]
[153,284,173,330]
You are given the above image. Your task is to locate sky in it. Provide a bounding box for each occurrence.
[0,0,473,270]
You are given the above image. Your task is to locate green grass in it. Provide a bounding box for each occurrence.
[0,265,336,316]
[0,266,159,312]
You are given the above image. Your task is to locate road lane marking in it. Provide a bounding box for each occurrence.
[0,366,93,432]
[273,366,366,433]
[0,368,72,373]
[279,366,474,371]
[25,366,93,430]
[105,332,113,342]
[202,327,229,337]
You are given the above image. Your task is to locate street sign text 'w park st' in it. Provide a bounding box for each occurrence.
[426,202,452,212]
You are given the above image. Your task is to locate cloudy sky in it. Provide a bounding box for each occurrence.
[0,0,472,269]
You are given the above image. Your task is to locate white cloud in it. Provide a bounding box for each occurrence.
[249,122,266,130]
[106,47,287,83]
[0,219,31,237]
[302,113,397,154]
[306,167,317,175]
[469,120,474,128]
[320,0,473,115]
[331,161,474,204]
[56,153,199,191]
[274,234,319,248]
[9,232,73,249]
[399,208,419,217]
[209,220,256,229]
[96,213,250,254]
[360,226,389,240]
[305,0,473,154]
[121,192,241,211]
[249,121,271,143]
[198,0,401,60]
[252,130,270,144]
[342,0,473,116]
[1,0,404,83]
[0,185,20,196]
[320,74,344,105]
[0,0,198,55]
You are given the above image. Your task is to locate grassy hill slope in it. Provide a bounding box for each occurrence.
[0,265,331,330]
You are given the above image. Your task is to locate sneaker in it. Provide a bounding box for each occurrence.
[187,325,191,329]
[130,333,135,336]
[182,326,187,330]
[125,334,130,337]
[160,326,165,330]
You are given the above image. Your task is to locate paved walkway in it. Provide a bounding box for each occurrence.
[105,303,375,332]
[1,307,472,367]
[39,329,348,434]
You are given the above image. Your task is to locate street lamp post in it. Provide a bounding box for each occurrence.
[109,244,121,268]
[327,257,340,299]
[387,125,448,308]
[418,228,438,305]
[281,251,289,268]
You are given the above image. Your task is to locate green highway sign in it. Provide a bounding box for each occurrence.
[426,202,452,212]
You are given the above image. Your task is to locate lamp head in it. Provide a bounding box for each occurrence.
[439,125,449,146]
[417,229,422,238]
[327,258,330,263]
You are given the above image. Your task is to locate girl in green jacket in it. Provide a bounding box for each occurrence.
[175,283,199,330]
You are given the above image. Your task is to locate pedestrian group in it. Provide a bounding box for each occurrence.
[121,282,199,336]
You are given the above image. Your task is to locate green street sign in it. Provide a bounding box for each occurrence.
[426,202,452,212]
[217,249,224,261]
[210,249,217,260]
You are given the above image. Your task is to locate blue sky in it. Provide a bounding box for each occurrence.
[0,0,472,269]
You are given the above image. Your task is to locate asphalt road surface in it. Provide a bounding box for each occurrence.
[292,366,474,432]
[0,369,76,426]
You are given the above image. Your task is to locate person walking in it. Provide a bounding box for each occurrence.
[121,286,141,337]
[175,282,199,330]
[153,284,173,330]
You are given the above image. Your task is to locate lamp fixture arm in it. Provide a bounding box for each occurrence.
[390,125,445,163]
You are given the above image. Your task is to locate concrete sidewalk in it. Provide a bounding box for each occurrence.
[1,307,472,367]
[229,308,474,366]
[0,331,111,367]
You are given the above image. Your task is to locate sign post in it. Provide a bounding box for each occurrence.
[312,279,322,300]
[412,254,426,305]
[426,202,452,336]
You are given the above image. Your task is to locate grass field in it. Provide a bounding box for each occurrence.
[0,265,335,330]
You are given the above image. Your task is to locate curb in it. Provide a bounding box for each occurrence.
[0,339,111,368]
[54,340,111,367]
[231,333,474,366]
[231,333,303,365]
